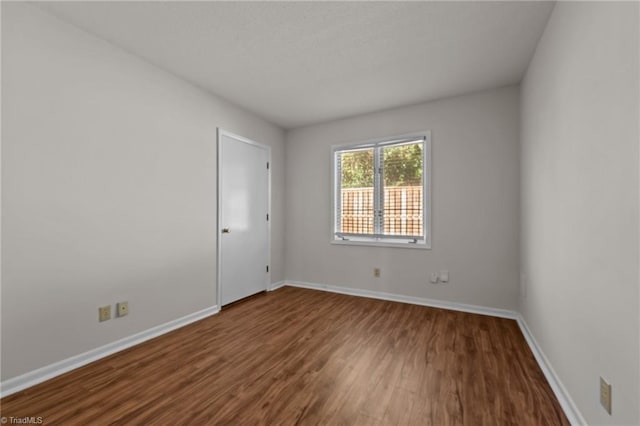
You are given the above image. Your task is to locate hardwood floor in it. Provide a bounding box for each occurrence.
[1,287,568,425]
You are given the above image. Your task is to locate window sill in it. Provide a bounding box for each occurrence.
[330,239,431,250]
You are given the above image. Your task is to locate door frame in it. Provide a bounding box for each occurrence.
[216,128,271,308]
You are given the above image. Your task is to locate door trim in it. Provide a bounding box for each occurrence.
[216,128,271,308]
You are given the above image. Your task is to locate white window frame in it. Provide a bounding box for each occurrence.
[331,131,431,249]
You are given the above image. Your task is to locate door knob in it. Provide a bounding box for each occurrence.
[222,227,231,233]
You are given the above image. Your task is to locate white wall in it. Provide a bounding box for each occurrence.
[285,86,520,310]
[521,2,639,424]
[1,3,285,380]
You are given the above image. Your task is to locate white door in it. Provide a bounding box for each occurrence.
[217,129,270,306]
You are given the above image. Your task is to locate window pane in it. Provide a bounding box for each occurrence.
[338,148,374,235]
[382,142,423,237]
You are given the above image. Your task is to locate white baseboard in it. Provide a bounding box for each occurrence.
[1,281,586,425]
[267,281,286,292]
[285,280,518,319]
[284,280,585,425]
[0,305,220,398]
[516,315,587,426]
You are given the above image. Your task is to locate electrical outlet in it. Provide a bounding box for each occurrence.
[440,270,449,283]
[374,268,381,278]
[600,377,612,415]
[98,305,111,322]
[429,273,439,284]
[116,301,129,318]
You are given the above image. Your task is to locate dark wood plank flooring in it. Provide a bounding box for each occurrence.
[1,286,568,425]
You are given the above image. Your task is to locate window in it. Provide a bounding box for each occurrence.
[332,132,431,248]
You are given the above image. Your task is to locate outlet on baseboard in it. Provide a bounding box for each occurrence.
[373,268,380,278]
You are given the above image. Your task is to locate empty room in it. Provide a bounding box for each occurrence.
[1,1,639,425]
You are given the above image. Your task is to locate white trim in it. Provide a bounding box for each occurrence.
[284,280,585,425]
[0,279,587,425]
[0,305,219,398]
[284,280,517,319]
[516,315,588,426]
[330,239,431,250]
[217,128,271,307]
[267,281,286,292]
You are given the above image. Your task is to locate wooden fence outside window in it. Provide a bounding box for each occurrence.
[340,186,423,236]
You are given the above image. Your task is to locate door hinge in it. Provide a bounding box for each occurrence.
[267,162,270,170]
[266,213,269,221]
[266,265,269,273]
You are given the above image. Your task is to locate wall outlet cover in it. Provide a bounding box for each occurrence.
[98,306,111,322]
[600,377,612,415]
[116,301,129,318]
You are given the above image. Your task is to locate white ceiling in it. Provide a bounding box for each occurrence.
[36,1,554,129]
